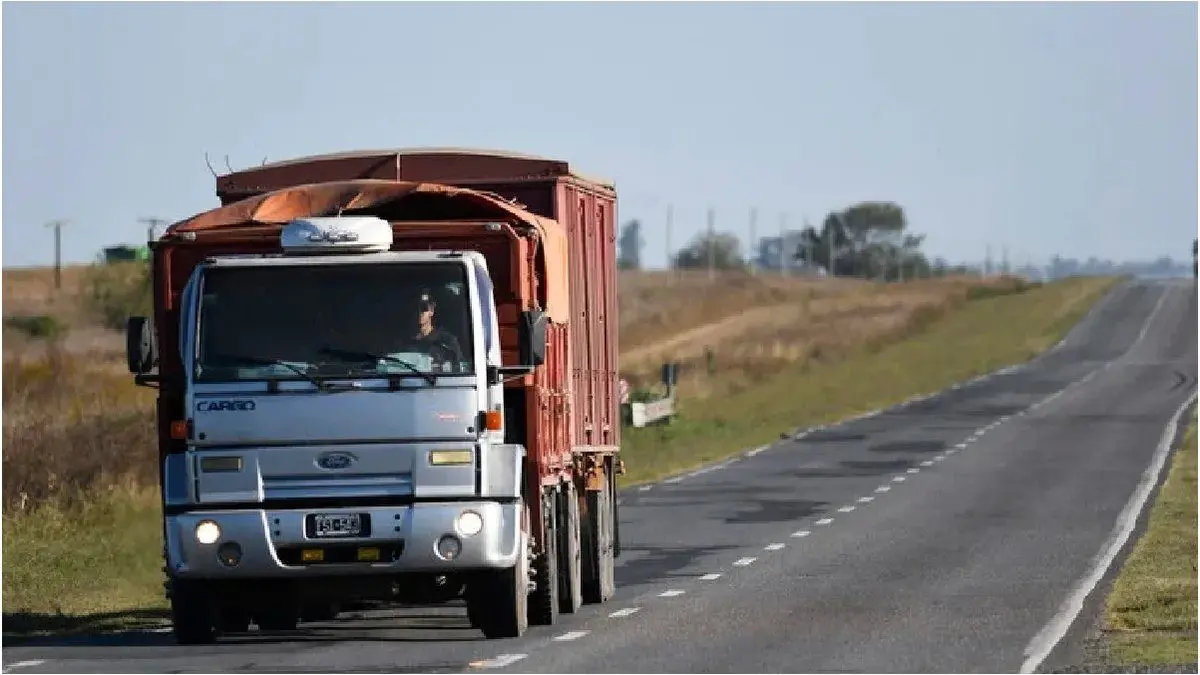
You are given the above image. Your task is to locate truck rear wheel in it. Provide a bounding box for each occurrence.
[558,481,583,613]
[582,470,616,604]
[168,579,217,645]
[528,488,560,626]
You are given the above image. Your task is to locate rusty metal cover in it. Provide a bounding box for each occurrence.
[216,147,614,205]
[165,179,570,323]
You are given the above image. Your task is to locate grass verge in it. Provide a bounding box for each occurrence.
[619,275,1119,484]
[2,484,168,635]
[1102,409,1198,666]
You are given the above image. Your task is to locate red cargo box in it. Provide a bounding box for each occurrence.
[216,149,620,455]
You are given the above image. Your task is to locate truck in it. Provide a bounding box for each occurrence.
[126,148,622,644]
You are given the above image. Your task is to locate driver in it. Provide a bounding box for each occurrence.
[401,288,465,372]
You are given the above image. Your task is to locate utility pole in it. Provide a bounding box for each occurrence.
[707,207,716,282]
[139,216,168,244]
[748,207,758,276]
[45,219,68,291]
[828,215,837,278]
[778,212,787,275]
[665,205,674,283]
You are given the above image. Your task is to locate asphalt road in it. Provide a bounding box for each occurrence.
[4,279,1195,674]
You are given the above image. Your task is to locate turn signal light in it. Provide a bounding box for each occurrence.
[169,420,189,440]
[484,410,503,431]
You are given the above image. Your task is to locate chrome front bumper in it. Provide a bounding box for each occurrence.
[165,500,520,579]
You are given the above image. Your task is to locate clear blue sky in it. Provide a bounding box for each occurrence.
[3,1,1196,270]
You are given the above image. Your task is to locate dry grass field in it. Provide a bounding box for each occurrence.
[1,262,1118,629]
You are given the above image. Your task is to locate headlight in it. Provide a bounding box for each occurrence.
[195,520,221,545]
[457,510,484,537]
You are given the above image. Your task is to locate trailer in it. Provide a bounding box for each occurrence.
[127,149,621,644]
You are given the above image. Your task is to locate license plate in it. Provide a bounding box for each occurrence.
[311,513,363,538]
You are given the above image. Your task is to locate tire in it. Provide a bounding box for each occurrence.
[529,488,560,626]
[469,511,530,639]
[582,468,616,604]
[168,578,217,645]
[558,481,583,614]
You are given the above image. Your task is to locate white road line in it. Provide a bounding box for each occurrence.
[659,589,686,597]
[906,468,920,474]
[471,654,527,669]
[933,455,946,462]
[815,517,835,525]
[638,485,653,492]
[733,557,757,566]
[700,573,723,580]
[920,460,934,467]
[946,449,958,455]
[764,543,786,551]
[553,630,589,641]
[892,476,906,482]
[2,661,46,674]
[1020,389,1197,674]
[609,607,641,618]
[747,445,769,457]
[955,442,969,449]
[857,496,875,503]
[837,505,856,513]
[791,529,811,537]
[664,476,683,484]
[875,485,891,493]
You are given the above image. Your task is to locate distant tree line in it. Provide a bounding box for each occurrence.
[617,200,975,279]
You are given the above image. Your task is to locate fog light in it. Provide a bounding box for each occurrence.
[436,535,462,561]
[195,520,221,545]
[217,542,242,567]
[456,510,484,537]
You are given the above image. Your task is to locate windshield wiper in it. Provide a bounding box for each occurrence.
[209,353,331,391]
[318,346,437,386]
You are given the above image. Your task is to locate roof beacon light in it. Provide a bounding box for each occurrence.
[280,216,393,255]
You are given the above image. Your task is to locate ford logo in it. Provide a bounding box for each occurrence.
[315,452,357,471]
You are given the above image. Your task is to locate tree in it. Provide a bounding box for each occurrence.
[617,220,644,270]
[792,201,926,279]
[674,232,745,271]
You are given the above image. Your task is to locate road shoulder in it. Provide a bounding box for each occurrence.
[1042,403,1197,674]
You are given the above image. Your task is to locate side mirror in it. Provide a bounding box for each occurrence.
[518,309,547,368]
[126,316,157,375]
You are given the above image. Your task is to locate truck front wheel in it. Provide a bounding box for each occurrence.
[169,579,217,645]
[468,525,530,638]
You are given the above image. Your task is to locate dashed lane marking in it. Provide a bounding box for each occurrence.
[553,631,589,641]
[857,496,875,503]
[892,476,907,482]
[837,506,856,513]
[920,460,934,467]
[906,468,920,474]
[608,607,641,618]
[700,573,723,581]
[875,485,891,493]
[659,589,686,597]
[815,517,835,525]
[471,654,527,669]
[764,543,786,551]
[791,529,811,537]
[733,557,757,566]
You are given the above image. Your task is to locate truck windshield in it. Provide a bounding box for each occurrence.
[194,262,474,383]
